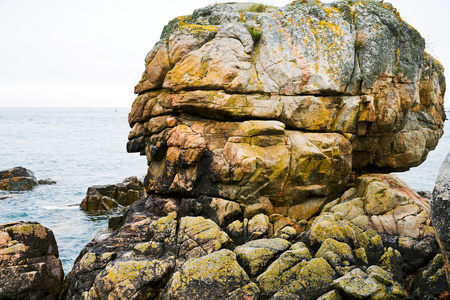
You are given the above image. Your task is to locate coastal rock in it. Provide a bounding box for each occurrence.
[80,176,145,212]
[322,173,437,270]
[0,166,38,191]
[432,150,450,289]
[38,178,57,185]
[62,0,447,299]
[333,267,408,299]
[234,238,291,277]
[0,221,64,300]
[410,254,450,299]
[127,0,445,223]
[161,249,257,299]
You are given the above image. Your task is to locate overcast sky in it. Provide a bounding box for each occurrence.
[0,0,448,107]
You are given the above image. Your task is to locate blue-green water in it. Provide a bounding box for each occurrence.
[0,107,146,274]
[0,107,448,274]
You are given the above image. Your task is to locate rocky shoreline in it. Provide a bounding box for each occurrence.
[1,0,449,299]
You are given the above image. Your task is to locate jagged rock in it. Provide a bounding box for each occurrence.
[271,257,337,299]
[410,254,450,299]
[128,0,445,221]
[0,221,64,300]
[80,176,145,212]
[432,150,450,288]
[161,249,257,299]
[176,215,233,268]
[256,242,312,298]
[324,174,437,270]
[0,166,39,191]
[301,213,357,250]
[84,259,172,300]
[315,238,355,266]
[234,238,290,277]
[333,267,408,299]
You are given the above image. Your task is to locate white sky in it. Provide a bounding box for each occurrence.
[0,0,448,107]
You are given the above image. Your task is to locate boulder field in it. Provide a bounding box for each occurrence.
[2,0,449,299]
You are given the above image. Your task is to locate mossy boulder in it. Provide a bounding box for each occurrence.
[161,249,257,299]
[234,238,291,277]
[0,167,38,191]
[0,221,63,300]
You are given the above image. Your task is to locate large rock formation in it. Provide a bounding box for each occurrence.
[127,0,445,220]
[60,1,448,299]
[0,221,64,300]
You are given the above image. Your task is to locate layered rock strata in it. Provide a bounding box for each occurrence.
[80,176,145,212]
[127,0,445,220]
[0,221,64,300]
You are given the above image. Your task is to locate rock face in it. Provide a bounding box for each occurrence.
[319,174,437,271]
[80,176,145,212]
[432,150,450,288]
[60,1,448,299]
[0,221,64,300]
[0,167,39,191]
[127,0,445,221]
[61,173,448,299]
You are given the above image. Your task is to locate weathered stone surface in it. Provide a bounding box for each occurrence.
[271,257,337,299]
[128,2,445,206]
[80,176,145,212]
[410,254,450,299]
[161,249,254,299]
[432,150,450,288]
[0,166,38,191]
[0,221,64,300]
[234,238,290,277]
[324,174,437,270]
[333,267,408,299]
[256,242,312,298]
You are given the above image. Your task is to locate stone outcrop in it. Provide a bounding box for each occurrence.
[0,221,64,300]
[80,176,145,212]
[127,0,445,222]
[432,150,450,289]
[319,174,437,271]
[61,174,449,299]
[0,167,39,191]
[59,1,448,299]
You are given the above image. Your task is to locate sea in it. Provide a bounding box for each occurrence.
[0,107,449,274]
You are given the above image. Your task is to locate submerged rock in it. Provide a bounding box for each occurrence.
[0,221,64,300]
[0,166,39,191]
[80,176,145,212]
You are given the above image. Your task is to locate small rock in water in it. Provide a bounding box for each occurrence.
[38,178,57,185]
[0,166,38,191]
[80,176,145,212]
[0,221,64,299]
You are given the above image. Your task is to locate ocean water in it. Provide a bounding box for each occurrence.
[0,108,147,273]
[0,107,448,274]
